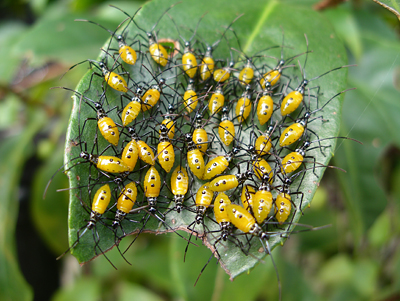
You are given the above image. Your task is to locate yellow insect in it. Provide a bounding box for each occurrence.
[256,82,274,125]
[208,86,225,115]
[185,133,205,179]
[112,182,138,229]
[209,171,252,192]
[157,124,175,172]
[192,114,208,154]
[171,166,189,213]
[144,166,161,213]
[202,148,239,180]
[253,181,273,224]
[218,106,235,146]
[183,79,198,113]
[141,78,166,112]
[238,59,254,85]
[235,85,252,123]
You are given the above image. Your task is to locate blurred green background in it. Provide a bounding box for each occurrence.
[0,0,399,300]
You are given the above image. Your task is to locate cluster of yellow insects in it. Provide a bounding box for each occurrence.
[48,1,355,294]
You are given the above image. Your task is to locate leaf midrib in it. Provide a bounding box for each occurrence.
[242,0,278,53]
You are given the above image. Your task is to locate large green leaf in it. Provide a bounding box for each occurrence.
[61,0,348,281]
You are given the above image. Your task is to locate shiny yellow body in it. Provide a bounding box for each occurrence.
[255,134,272,155]
[104,71,128,93]
[183,90,198,113]
[195,182,213,207]
[141,88,161,112]
[253,190,273,224]
[257,95,273,125]
[121,140,139,171]
[144,166,161,197]
[193,128,208,154]
[219,120,235,146]
[253,158,273,181]
[171,166,189,196]
[92,184,111,214]
[117,182,138,214]
[97,117,119,146]
[209,175,238,192]
[187,149,205,179]
[260,70,280,88]
[281,91,303,116]
[161,118,175,139]
[121,100,141,126]
[149,43,168,66]
[279,122,304,147]
[226,204,255,233]
[119,45,137,65]
[137,140,155,165]
[281,152,303,174]
[275,193,291,224]
[239,66,254,85]
[213,68,230,83]
[236,96,251,123]
[157,141,174,172]
[208,90,225,114]
[200,56,214,81]
[214,192,231,223]
[241,185,255,212]
[203,156,229,180]
[96,156,131,173]
[182,52,198,78]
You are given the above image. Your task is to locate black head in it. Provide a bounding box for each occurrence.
[261,173,271,183]
[98,62,105,69]
[80,151,89,160]
[196,214,203,224]
[232,147,240,155]
[112,221,120,229]
[159,124,168,133]
[245,170,254,178]
[185,133,192,141]
[159,78,166,86]
[114,177,124,186]
[116,35,123,41]
[185,41,190,47]
[136,87,143,95]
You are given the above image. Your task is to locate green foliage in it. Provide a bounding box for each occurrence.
[0,0,399,300]
[65,0,348,279]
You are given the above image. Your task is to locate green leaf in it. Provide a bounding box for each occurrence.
[0,111,46,301]
[62,0,348,281]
